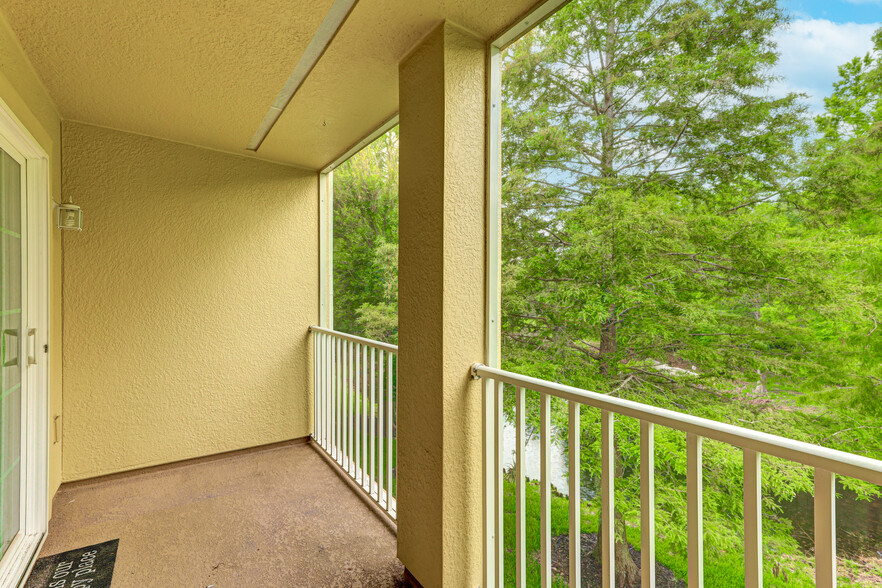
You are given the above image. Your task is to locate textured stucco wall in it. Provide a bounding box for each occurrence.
[398,22,487,588]
[61,122,317,481]
[0,10,64,501]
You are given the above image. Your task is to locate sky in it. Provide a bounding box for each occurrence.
[773,0,881,116]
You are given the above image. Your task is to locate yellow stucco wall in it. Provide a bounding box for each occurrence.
[398,22,487,588]
[60,122,317,481]
[0,11,64,500]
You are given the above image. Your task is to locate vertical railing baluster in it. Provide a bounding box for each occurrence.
[314,333,319,444]
[370,346,376,499]
[323,334,329,448]
[744,450,762,588]
[378,349,386,508]
[815,468,836,588]
[495,380,504,584]
[687,433,704,588]
[340,339,346,467]
[387,351,394,516]
[338,338,343,464]
[355,344,361,477]
[347,340,353,471]
[568,401,581,588]
[333,338,338,460]
[320,334,326,449]
[641,420,656,588]
[601,410,614,588]
[516,386,526,588]
[326,335,331,449]
[337,337,343,463]
[540,390,552,588]
[329,335,334,455]
[362,345,368,489]
[326,335,332,452]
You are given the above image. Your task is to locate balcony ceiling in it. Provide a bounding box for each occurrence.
[1,0,539,170]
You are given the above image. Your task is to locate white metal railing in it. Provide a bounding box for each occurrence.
[310,326,398,520]
[473,362,882,588]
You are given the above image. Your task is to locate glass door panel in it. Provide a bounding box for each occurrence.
[0,147,23,559]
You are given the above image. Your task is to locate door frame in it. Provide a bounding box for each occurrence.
[0,97,50,588]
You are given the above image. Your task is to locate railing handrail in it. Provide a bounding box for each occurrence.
[472,362,882,486]
[309,325,399,354]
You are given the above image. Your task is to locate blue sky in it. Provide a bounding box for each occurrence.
[783,0,881,24]
[772,0,880,115]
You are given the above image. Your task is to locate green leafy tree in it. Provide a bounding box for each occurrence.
[790,28,882,426]
[501,1,881,584]
[333,128,399,343]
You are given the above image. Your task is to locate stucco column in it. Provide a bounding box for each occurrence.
[397,21,487,588]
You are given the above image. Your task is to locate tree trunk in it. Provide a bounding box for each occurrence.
[599,306,618,377]
[592,507,640,586]
[591,445,639,586]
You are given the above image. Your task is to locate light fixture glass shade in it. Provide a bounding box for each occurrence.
[56,203,83,231]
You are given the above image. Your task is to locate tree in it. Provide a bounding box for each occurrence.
[791,27,882,424]
[333,128,399,343]
[501,1,880,584]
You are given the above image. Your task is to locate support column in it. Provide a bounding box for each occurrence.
[397,21,487,588]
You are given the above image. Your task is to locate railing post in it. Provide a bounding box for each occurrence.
[687,433,704,588]
[815,468,836,588]
[601,410,614,588]
[495,380,504,583]
[516,386,526,588]
[540,391,552,588]
[378,349,385,507]
[568,401,581,588]
[641,420,656,588]
[744,449,762,588]
[370,346,376,498]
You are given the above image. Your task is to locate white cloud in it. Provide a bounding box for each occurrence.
[770,19,879,116]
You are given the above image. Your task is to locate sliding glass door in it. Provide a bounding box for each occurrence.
[0,142,24,562]
[0,112,48,586]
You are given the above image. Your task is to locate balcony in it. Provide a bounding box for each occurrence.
[0,0,878,587]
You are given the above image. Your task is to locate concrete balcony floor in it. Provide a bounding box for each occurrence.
[37,440,406,587]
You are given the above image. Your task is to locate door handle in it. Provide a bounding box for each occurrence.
[2,329,18,367]
[27,328,36,366]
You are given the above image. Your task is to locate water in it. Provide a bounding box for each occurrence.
[502,422,570,494]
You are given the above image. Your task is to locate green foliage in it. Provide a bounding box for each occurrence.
[816,29,882,141]
[504,475,879,586]
[333,128,399,342]
[501,0,882,582]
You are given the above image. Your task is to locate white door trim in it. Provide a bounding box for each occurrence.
[0,96,50,588]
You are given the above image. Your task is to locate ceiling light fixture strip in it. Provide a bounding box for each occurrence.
[493,0,573,49]
[247,0,360,151]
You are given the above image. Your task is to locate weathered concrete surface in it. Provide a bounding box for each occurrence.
[36,441,407,587]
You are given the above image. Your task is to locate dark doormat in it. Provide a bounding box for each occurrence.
[24,539,119,588]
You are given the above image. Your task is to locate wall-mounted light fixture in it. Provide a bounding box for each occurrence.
[56,203,83,231]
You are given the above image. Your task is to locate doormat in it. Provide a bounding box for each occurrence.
[24,539,118,588]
